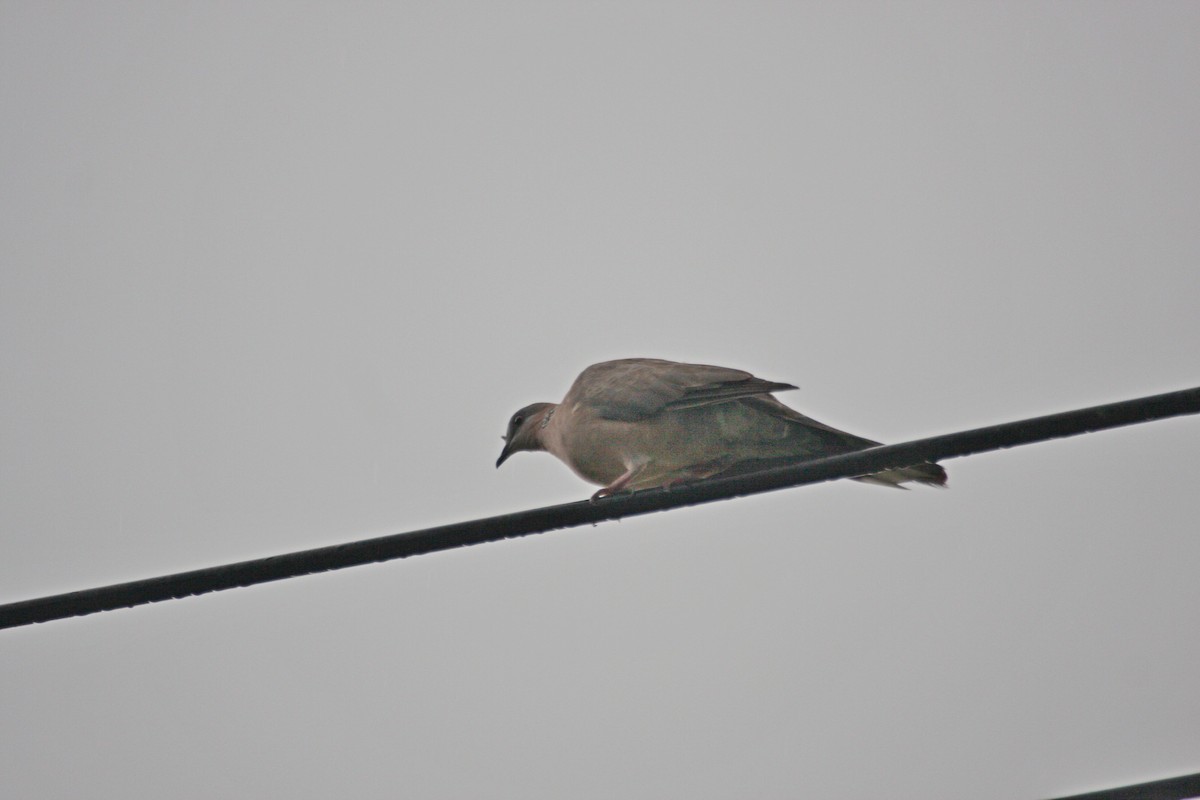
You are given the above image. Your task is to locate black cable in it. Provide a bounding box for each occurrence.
[1,385,1197,631]
[1047,770,1200,800]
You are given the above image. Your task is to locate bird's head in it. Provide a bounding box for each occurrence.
[496,402,555,467]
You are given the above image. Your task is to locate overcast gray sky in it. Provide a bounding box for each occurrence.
[2,3,1198,798]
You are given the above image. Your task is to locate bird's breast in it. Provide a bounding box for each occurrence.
[542,407,631,485]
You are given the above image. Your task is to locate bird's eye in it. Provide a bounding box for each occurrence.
[512,415,524,427]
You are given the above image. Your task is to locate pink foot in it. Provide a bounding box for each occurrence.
[590,467,638,500]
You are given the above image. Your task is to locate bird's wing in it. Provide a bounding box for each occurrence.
[564,358,798,421]
[741,394,881,447]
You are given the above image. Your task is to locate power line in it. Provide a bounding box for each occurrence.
[1,385,1197,631]
[1047,770,1200,800]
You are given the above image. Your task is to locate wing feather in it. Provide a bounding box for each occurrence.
[565,358,798,421]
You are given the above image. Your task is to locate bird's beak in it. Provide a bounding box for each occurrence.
[496,439,513,468]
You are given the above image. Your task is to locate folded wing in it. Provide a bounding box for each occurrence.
[567,358,798,421]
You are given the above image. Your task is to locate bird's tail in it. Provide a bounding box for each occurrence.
[714,455,948,488]
[855,461,948,488]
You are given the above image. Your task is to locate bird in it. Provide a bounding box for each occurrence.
[496,358,946,499]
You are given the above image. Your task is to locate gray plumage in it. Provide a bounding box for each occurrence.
[496,358,947,498]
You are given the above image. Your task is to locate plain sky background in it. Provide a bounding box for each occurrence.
[2,3,1198,798]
